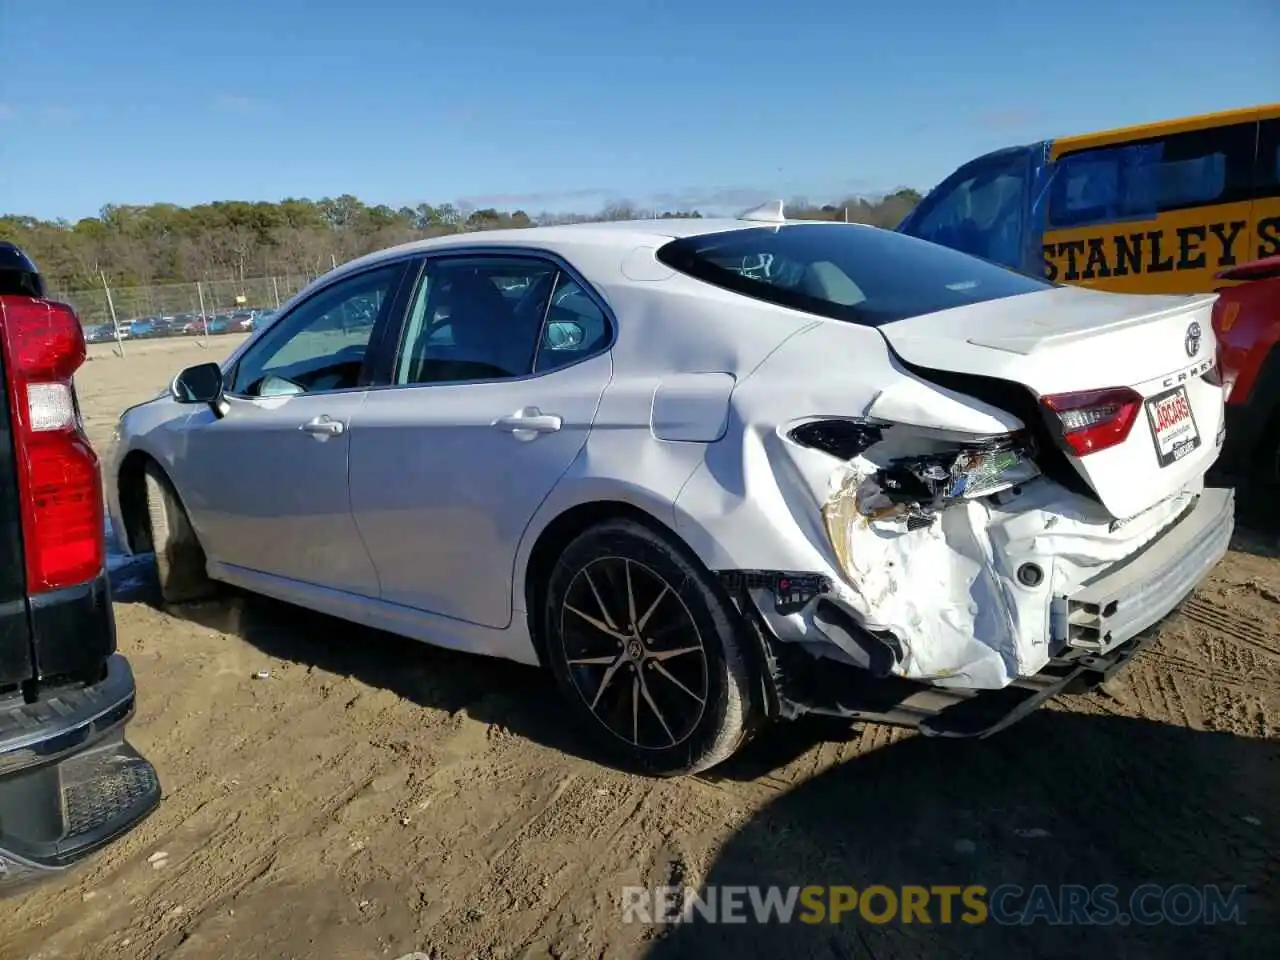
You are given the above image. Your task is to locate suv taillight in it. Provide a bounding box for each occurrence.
[0,297,103,593]
[1041,386,1142,458]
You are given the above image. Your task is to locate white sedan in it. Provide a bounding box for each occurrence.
[106,205,1234,775]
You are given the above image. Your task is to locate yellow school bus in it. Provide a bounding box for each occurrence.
[898,104,1280,294]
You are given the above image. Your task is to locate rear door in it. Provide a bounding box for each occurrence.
[348,252,614,629]
[0,304,34,688]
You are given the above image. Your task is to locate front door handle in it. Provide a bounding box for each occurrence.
[493,407,562,441]
[301,415,345,437]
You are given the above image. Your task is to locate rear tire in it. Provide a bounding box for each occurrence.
[143,461,214,605]
[543,519,758,776]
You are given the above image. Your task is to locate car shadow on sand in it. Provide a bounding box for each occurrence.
[110,554,860,776]
[642,711,1280,960]
[110,568,1278,958]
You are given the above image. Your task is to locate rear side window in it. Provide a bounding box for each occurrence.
[1048,122,1256,229]
[656,224,1051,327]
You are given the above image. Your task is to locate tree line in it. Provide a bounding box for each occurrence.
[0,189,922,294]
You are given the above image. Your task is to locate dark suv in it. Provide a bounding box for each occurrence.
[0,241,159,893]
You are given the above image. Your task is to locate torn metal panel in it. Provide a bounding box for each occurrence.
[722,421,1206,692]
[813,454,1204,688]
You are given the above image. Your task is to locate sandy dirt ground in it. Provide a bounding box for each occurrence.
[2,336,1278,959]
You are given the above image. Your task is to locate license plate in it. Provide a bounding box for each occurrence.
[1145,385,1201,467]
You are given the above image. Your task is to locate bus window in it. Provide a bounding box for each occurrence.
[1257,118,1280,261]
[1042,121,1257,294]
[902,149,1030,270]
[1048,144,1161,229]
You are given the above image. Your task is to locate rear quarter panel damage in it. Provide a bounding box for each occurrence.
[672,320,1201,690]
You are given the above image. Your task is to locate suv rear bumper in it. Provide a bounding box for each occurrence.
[0,654,160,894]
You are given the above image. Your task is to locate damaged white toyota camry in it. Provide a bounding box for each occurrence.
[106,204,1234,775]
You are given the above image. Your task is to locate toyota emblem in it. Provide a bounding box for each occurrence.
[1185,321,1202,358]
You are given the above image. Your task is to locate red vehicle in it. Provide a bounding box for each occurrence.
[1213,255,1280,484]
[0,241,159,892]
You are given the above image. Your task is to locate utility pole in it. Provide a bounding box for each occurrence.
[196,281,210,348]
[101,271,125,357]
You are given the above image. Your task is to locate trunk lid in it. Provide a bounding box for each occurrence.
[878,285,1225,519]
[0,301,35,689]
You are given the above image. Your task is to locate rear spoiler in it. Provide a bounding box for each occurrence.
[1215,254,1280,284]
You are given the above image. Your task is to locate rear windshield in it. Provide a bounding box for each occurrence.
[655,223,1051,326]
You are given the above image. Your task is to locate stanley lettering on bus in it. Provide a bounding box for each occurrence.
[1043,215,1280,282]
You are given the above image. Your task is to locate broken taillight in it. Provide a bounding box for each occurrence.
[0,296,104,593]
[1041,387,1142,457]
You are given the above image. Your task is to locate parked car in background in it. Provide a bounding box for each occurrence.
[178,314,234,336]
[106,210,1232,776]
[249,309,277,331]
[83,323,126,344]
[123,317,157,339]
[1212,254,1280,482]
[0,241,160,892]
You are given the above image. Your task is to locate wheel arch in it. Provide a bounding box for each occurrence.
[116,448,160,555]
[521,498,692,665]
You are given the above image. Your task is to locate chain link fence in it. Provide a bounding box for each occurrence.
[49,275,321,347]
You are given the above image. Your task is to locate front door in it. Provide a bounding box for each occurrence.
[349,254,614,628]
[172,260,410,596]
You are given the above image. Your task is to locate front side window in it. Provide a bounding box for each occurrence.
[396,256,559,384]
[229,262,403,396]
[657,223,1051,326]
[905,152,1028,267]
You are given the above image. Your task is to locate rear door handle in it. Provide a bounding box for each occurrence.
[301,415,345,437]
[493,407,562,440]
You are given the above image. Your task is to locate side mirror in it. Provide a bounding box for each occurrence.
[171,362,226,414]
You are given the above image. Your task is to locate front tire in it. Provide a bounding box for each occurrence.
[143,461,214,605]
[543,519,758,776]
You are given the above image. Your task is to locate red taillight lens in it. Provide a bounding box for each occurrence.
[0,297,104,592]
[1041,386,1143,458]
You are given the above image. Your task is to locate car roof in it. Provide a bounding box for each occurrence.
[333,215,871,277]
[351,218,744,265]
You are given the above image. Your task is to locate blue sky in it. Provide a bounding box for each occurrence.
[1,0,1277,221]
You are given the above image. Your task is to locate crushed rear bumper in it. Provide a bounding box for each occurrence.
[1060,487,1234,654]
[726,487,1234,738]
[0,654,161,895]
